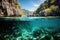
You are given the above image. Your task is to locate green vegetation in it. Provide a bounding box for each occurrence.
[33,0,60,16]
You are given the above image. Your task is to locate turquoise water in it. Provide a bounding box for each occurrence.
[30,18,60,29]
[0,17,60,40]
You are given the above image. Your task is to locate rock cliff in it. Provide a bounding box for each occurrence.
[0,0,25,17]
[33,0,60,16]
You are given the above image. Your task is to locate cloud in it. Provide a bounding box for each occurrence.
[31,0,45,7]
[28,0,45,11]
[31,1,40,8]
[33,4,39,7]
[28,9,35,11]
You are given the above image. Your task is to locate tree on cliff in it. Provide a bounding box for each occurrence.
[33,0,60,16]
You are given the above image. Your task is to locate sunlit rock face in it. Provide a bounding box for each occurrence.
[0,0,25,17]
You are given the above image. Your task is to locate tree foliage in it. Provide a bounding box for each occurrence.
[33,0,60,16]
[50,5,58,11]
[50,0,56,3]
[44,8,52,13]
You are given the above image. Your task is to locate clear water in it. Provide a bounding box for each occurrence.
[0,17,60,40]
[17,17,60,40]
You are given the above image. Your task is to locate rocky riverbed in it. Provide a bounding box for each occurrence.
[0,17,60,40]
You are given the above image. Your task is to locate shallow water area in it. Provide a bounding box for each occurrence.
[0,17,60,40]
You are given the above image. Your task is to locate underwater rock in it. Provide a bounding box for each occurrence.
[32,29,43,38]
[32,27,60,40]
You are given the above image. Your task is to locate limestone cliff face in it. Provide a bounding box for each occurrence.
[0,0,25,17]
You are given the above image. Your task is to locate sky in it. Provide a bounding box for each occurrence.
[18,0,45,11]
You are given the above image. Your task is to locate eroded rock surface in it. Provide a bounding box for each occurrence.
[0,0,25,17]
